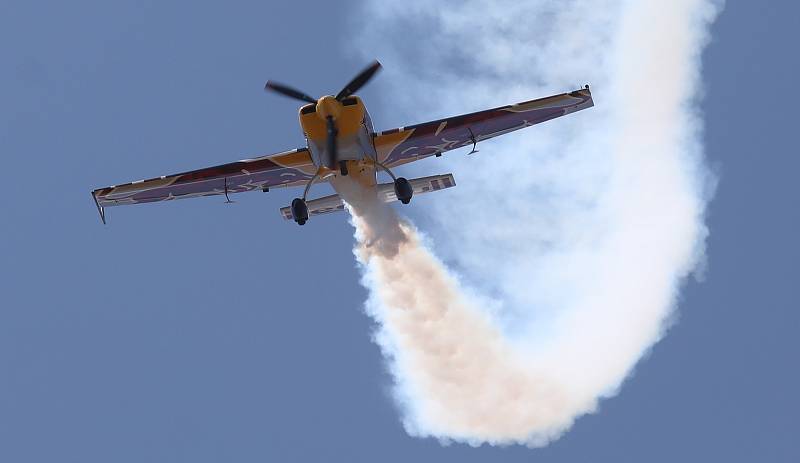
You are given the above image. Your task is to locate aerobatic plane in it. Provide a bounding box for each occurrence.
[91,61,593,225]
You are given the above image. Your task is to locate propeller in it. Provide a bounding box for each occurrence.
[325,116,346,175]
[335,60,382,101]
[263,81,317,104]
[264,60,382,104]
[264,61,383,176]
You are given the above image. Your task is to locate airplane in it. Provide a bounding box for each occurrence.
[91,61,593,225]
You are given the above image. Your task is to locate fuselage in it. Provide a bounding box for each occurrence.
[299,95,378,189]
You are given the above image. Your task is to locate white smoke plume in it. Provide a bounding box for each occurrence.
[343,0,722,446]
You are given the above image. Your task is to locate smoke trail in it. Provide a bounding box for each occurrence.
[335,178,586,445]
[344,0,722,446]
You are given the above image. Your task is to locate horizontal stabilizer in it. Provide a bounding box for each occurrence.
[376,173,456,202]
[279,192,345,220]
[280,173,456,220]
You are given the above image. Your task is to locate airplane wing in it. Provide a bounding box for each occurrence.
[91,147,316,222]
[373,87,593,168]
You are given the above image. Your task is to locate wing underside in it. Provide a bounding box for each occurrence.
[373,87,593,167]
[92,148,316,213]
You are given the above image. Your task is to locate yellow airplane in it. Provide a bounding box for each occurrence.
[92,61,593,225]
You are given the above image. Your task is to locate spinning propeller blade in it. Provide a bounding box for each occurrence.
[335,60,382,101]
[326,116,338,160]
[264,81,317,104]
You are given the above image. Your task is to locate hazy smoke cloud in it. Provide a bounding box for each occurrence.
[344,0,722,446]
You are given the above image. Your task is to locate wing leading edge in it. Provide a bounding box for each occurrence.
[373,87,593,167]
[91,147,316,213]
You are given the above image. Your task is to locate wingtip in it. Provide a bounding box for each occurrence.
[91,191,106,225]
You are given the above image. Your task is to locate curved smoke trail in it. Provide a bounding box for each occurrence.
[345,0,722,446]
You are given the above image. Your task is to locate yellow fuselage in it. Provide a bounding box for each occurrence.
[298,95,378,187]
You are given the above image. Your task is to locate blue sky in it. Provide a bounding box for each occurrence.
[1,1,798,461]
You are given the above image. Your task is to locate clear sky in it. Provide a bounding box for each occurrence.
[1,1,798,461]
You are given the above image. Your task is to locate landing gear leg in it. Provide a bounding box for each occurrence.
[339,160,349,176]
